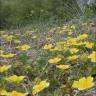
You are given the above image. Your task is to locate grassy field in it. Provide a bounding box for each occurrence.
[0,17,96,96]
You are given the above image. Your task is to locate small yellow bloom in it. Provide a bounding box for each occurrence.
[67,55,78,60]
[0,65,11,73]
[88,51,96,62]
[69,48,79,54]
[43,44,53,50]
[6,75,25,83]
[56,41,65,46]
[32,80,49,95]
[9,91,27,96]
[32,35,37,39]
[46,37,53,42]
[76,41,85,46]
[50,47,61,51]
[68,31,73,35]
[0,53,16,58]
[80,53,88,62]
[56,64,70,70]
[62,25,67,30]
[14,39,21,44]
[17,44,30,51]
[77,34,88,40]
[3,35,13,41]
[48,57,61,64]
[6,35,13,41]
[70,25,75,29]
[67,38,77,45]
[0,50,4,54]
[72,76,94,90]
[85,42,94,48]
[0,90,9,95]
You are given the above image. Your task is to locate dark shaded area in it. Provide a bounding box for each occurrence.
[0,0,96,29]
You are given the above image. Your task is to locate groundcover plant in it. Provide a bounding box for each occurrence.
[0,0,96,95]
[0,19,96,96]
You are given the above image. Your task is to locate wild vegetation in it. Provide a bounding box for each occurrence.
[0,0,96,96]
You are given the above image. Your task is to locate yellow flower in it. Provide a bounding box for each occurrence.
[76,41,85,46]
[0,90,9,95]
[80,53,88,62]
[6,35,13,41]
[14,39,21,44]
[17,44,30,51]
[0,50,4,54]
[67,55,78,60]
[0,65,11,73]
[88,51,96,62]
[48,57,61,64]
[46,37,53,42]
[72,76,94,90]
[9,91,27,96]
[62,25,67,30]
[50,47,61,51]
[84,42,94,48]
[32,80,49,95]
[2,35,13,41]
[67,38,77,46]
[6,75,25,83]
[69,48,79,54]
[77,34,88,40]
[70,25,75,29]
[32,35,37,39]
[56,64,70,70]
[68,31,73,35]
[0,53,16,58]
[56,41,65,46]
[43,44,53,50]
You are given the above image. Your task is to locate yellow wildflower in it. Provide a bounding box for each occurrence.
[43,44,53,50]
[77,34,88,40]
[67,38,77,46]
[62,25,67,30]
[72,76,94,90]
[0,90,9,95]
[0,65,11,73]
[84,42,94,48]
[67,55,78,60]
[6,75,25,83]
[6,35,13,41]
[9,91,27,96]
[69,48,79,54]
[56,41,65,46]
[0,50,4,54]
[70,25,75,29]
[88,51,96,62]
[50,47,61,51]
[76,41,85,46]
[0,53,16,58]
[56,64,70,70]
[68,31,73,35]
[17,44,30,51]
[48,57,61,64]
[46,37,53,42]
[32,80,49,95]
[14,39,21,44]
[80,53,88,62]
[32,35,37,39]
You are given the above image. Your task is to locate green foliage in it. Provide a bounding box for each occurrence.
[0,0,83,29]
[84,4,96,18]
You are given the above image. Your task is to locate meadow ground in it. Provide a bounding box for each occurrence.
[0,18,96,96]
